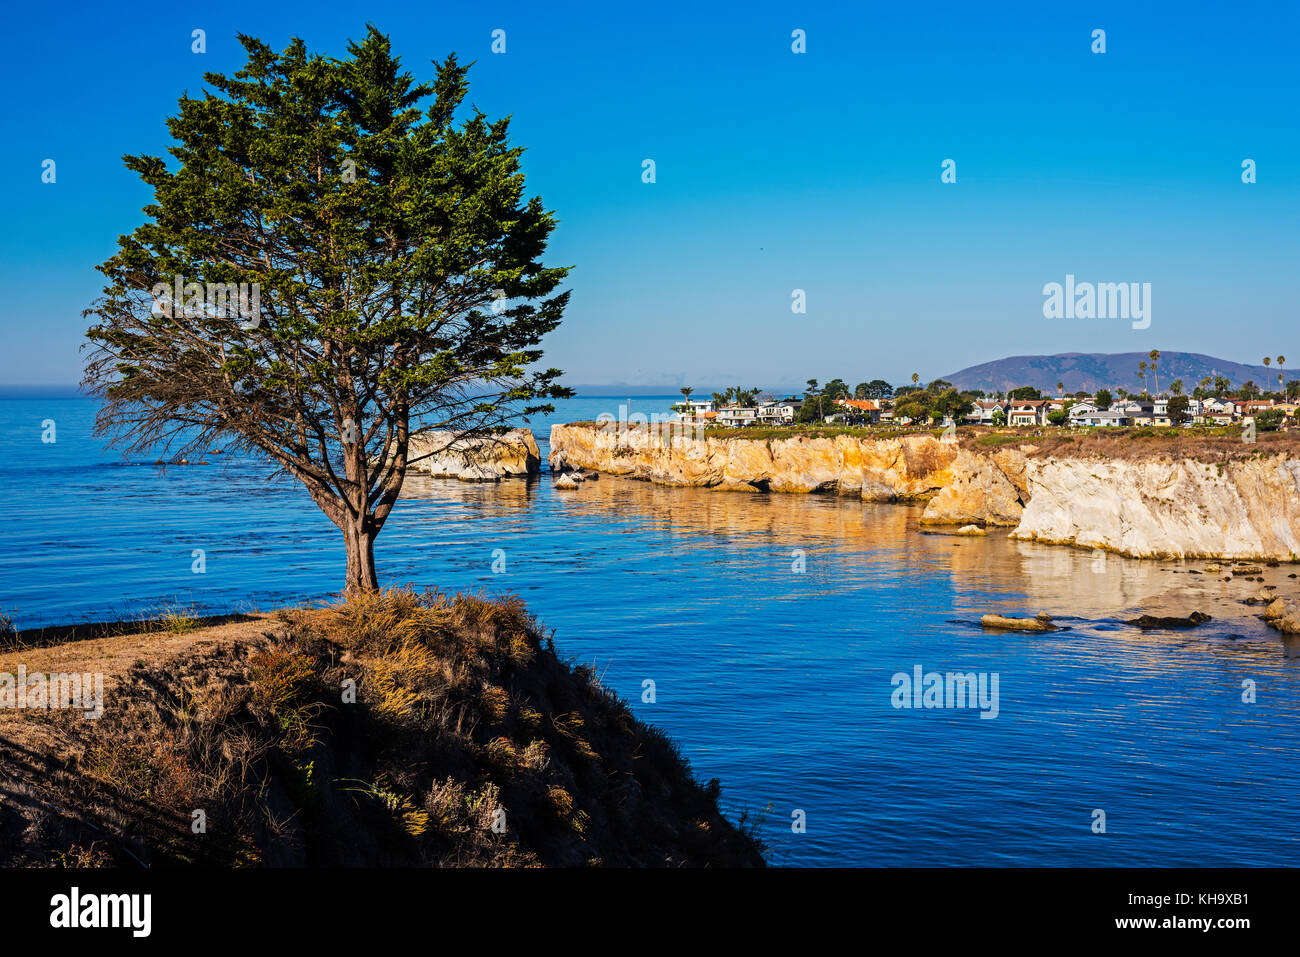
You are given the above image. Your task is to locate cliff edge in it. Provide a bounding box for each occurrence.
[549,423,1300,561]
[0,590,763,868]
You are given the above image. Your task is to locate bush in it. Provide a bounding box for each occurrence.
[1256,408,1284,432]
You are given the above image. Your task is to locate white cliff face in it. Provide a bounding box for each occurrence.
[406,428,540,481]
[1011,455,1300,560]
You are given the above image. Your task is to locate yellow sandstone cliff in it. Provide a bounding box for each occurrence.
[548,423,1300,560]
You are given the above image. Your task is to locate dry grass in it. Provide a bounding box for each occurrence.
[0,589,764,868]
[996,426,1300,462]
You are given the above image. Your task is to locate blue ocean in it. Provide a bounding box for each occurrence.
[2,395,1297,866]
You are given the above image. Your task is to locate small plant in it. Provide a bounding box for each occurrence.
[248,647,320,750]
[156,606,199,635]
[338,777,430,837]
[0,609,17,647]
[50,843,113,868]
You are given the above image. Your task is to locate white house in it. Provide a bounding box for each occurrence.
[1007,400,1049,427]
[966,400,1008,425]
[717,405,759,427]
[757,398,802,424]
[1071,406,1131,427]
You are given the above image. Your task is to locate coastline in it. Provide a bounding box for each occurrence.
[549,422,1300,562]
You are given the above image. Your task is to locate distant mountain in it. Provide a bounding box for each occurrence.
[942,352,1290,394]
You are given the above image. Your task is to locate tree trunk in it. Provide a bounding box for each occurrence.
[343,516,379,594]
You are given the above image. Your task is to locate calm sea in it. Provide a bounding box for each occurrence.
[2,395,1298,866]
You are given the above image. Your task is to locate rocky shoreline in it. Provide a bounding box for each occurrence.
[403,428,540,481]
[548,423,1300,563]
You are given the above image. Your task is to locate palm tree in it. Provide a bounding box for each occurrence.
[679,386,693,415]
[1149,349,1160,395]
[911,372,920,388]
[1278,356,1286,395]
[1057,381,1064,398]
[1138,360,1147,395]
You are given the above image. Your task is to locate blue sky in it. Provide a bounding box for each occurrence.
[2,0,1297,391]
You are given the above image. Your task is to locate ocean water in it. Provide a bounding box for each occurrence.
[2,395,1298,866]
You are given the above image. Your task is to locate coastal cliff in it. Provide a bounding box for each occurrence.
[548,423,1025,526]
[549,423,1300,561]
[405,428,540,481]
[1012,455,1300,560]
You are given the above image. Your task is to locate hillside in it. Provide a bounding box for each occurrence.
[0,590,764,868]
[943,352,1286,394]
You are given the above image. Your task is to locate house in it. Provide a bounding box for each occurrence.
[966,400,1008,425]
[1198,398,1239,424]
[1066,402,1099,425]
[1122,400,1165,426]
[1239,399,1276,416]
[716,405,759,427]
[685,399,714,415]
[1007,400,1049,427]
[832,397,881,424]
[1070,405,1131,427]
[757,398,802,424]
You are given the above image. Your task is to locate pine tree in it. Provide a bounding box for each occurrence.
[84,29,571,593]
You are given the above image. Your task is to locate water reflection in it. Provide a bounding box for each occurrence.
[401,471,1296,654]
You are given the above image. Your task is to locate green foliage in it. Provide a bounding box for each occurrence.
[892,387,971,424]
[821,378,850,400]
[1094,389,1113,410]
[1008,386,1041,400]
[1256,408,1284,432]
[855,379,893,399]
[81,28,571,591]
[712,386,761,407]
[1166,394,1190,424]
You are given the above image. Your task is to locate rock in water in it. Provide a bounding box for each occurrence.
[554,474,580,490]
[1126,612,1211,629]
[981,612,1056,632]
